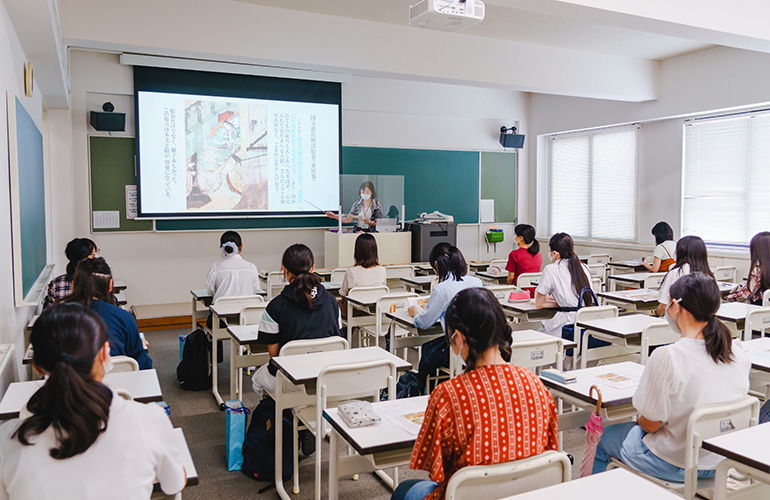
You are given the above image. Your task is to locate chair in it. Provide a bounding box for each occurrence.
[445,450,572,500]
[488,259,508,275]
[511,337,565,372]
[592,277,602,294]
[587,254,611,265]
[358,292,418,351]
[743,306,770,341]
[110,355,139,372]
[232,303,270,397]
[608,396,760,500]
[115,388,134,401]
[344,285,390,345]
[712,266,737,283]
[330,268,347,283]
[267,271,287,300]
[517,272,541,289]
[385,265,414,291]
[482,285,520,301]
[296,358,397,500]
[240,303,268,326]
[640,321,679,365]
[587,263,607,284]
[643,272,667,290]
[764,289,770,307]
[573,305,635,370]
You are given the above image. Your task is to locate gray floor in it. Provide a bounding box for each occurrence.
[150,328,587,500]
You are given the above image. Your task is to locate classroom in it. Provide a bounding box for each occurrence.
[2,0,770,499]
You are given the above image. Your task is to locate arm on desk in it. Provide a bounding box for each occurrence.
[642,257,661,273]
[535,293,557,309]
[413,291,444,330]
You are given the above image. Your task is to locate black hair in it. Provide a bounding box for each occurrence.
[444,288,512,372]
[64,238,97,280]
[749,232,770,292]
[429,243,467,282]
[282,244,322,309]
[669,272,733,364]
[220,231,242,255]
[669,236,713,278]
[548,233,593,306]
[354,233,379,268]
[66,257,116,306]
[651,222,674,246]
[515,224,540,256]
[358,181,376,200]
[14,303,113,459]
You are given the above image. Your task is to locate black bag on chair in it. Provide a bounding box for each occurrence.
[176,328,212,391]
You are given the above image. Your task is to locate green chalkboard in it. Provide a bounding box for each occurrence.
[480,151,517,223]
[342,147,480,224]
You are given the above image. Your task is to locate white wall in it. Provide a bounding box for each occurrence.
[0,0,46,387]
[64,50,528,307]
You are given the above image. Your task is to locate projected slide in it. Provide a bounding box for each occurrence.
[137,91,339,216]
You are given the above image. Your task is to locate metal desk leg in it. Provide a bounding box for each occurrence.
[229,338,238,402]
[192,298,198,330]
[329,429,340,500]
[211,312,224,409]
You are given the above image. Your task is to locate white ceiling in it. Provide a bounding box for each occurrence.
[234,0,713,60]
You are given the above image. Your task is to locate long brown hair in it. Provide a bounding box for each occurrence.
[15,303,113,459]
[282,244,322,309]
[66,257,116,306]
[549,233,593,306]
[354,233,379,268]
[669,236,713,277]
[749,231,770,291]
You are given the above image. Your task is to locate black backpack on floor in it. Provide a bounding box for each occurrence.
[176,328,212,391]
[242,397,294,483]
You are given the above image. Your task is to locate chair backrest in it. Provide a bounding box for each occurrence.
[640,321,679,365]
[445,450,572,500]
[587,263,606,283]
[110,356,139,373]
[348,285,390,305]
[511,338,564,372]
[267,271,287,300]
[483,285,520,301]
[488,259,508,275]
[591,277,602,294]
[115,388,134,401]
[587,254,611,265]
[385,265,414,279]
[682,396,759,500]
[574,305,618,357]
[643,272,667,290]
[744,306,770,341]
[764,289,770,307]
[712,266,737,283]
[213,294,264,309]
[240,303,268,325]
[373,292,419,341]
[279,336,349,357]
[330,268,347,283]
[516,272,541,289]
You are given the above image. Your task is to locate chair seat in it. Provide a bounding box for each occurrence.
[360,325,411,338]
[609,458,715,499]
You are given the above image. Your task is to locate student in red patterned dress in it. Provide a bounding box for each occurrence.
[391,287,559,500]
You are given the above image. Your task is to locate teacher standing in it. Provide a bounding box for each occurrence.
[326,181,382,231]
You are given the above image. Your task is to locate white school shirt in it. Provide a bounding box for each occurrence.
[535,259,593,338]
[206,253,262,301]
[657,263,690,307]
[652,240,676,262]
[633,338,751,469]
[414,274,483,330]
[0,394,186,500]
[340,265,388,296]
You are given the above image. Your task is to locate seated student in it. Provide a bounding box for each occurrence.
[656,235,713,316]
[725,231,770,305]
[66,258,153,370]
[642,222,676,273]
[206,231,262,328]
[593,273,750,480]
[392,288,558,500]
[535,232,593,339]
[505,224,542,290]
[340,233,387,297]
[403,244,482,394]
[43,238,97,310]
[0,303,186,499]
[251,244,341,399]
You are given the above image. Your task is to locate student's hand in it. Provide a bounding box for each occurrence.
[142,338,150,350]
[408,305,421,317]
[363,218,375,226]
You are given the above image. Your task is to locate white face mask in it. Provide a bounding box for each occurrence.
[450,332,466,370]
[550,251,559,263]
[360,192,371,201]
[666,301,682,335]
[103,350,114,374]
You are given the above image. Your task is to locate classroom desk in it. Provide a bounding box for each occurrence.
[467,260,490,273]
[0,369,163,420]
[575,314,661,369]
[607,272,653,291]
[324,232,412,268]
[598,289,660,312]
[270,347,412,500]
[717,302,761,338]
[540,361,643,431]
[209,301,257,408]
[475,270,508,285]
[607,260,647,273]
[411,263,435,276]
[225,324,270,402]
[513,329,577,351]
[497,298,558,323]
[502,468,682,500]
[703,423,770,500]
[740,338,770,401]
[190,289,213,329]
[324,396,430,500]
[384,310,444,362]
[400,275,435,294]
[154,428,200,494]
[343,295,380,346]
[113,279,128,292]
[115,292,127,306]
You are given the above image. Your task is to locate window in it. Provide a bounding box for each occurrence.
[682,111,770,247]
[548,126,639,241]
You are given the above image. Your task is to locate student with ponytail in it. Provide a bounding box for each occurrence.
[0,303,186,499]
[251,244,342,399]
[535,233,594,338]
[506,224,542,287]
[392,288,558,500]
[67,257,152,370]
[593,272,750,480]
[656,235,714,316]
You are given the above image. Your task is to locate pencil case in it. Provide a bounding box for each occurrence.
[338,400,380,428]
[541,369,577,384]
[508,291,531,302]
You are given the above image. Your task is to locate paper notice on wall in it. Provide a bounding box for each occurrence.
[480,199,495,223]
[125,185,138,219]
[93,211,120,229]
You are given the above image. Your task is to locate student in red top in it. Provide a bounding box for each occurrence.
[506,224,543,288]
[391,288,558,500]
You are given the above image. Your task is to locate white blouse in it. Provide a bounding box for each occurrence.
[535,259,593,337]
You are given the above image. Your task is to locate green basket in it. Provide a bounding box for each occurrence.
[485,231,504,243]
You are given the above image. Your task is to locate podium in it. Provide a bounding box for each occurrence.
[324,232,412,268]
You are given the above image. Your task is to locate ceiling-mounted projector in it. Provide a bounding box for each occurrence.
[409,0,485,32]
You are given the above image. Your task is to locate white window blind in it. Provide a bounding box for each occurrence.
[682,112,770,247]
[549,126,639,241]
